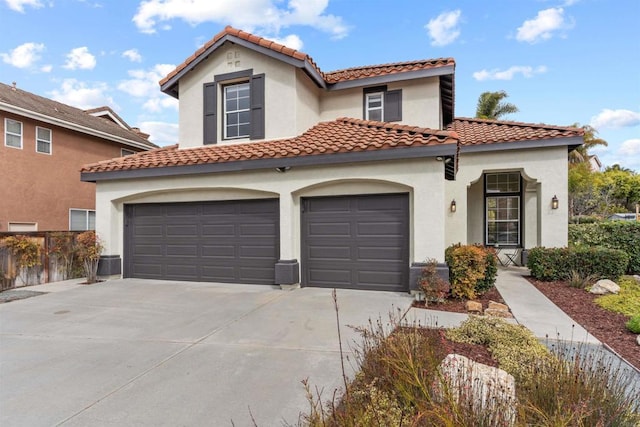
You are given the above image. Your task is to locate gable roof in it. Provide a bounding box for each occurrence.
[81,117,458,181]
[159,26,455,124]
[0,82,157,150]
[449,117,583,151]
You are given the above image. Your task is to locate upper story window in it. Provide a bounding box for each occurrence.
[36,126,52,154]
[224,82,251,139]
[485,172,522,247]
[362,86,402,122]
[203,69,265,145]
[5,118,22,149]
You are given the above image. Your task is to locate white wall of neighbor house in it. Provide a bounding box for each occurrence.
[94,157,446,269]
[319,78,442,129]
[444,145,569,249]
[177,43,299,148]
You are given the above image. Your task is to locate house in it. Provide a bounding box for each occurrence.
[587,154,602,172]
[81,26,583,292]
[0,83,157,232]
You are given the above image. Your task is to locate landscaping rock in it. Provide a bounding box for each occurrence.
[488,300,509,312]
[438,354,516,425]
[465,301,483,313]
[637,335,640,346]
[589,279,620,295]
[484,308,514,318]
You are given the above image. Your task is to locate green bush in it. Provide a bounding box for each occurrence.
[445,244,497,299]
[595,276,640,317]
[569,221,640,274]
[527,246,629,281]
[626,316,640,334]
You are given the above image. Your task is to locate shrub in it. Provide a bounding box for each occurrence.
[445,244,497,299]
[595,276,640,317]
[76,231,103,284]
[626,316,640,334]
[418,259,450,305]
[527,246,629,281]
[568,270,597,289]
[569,221,640,274]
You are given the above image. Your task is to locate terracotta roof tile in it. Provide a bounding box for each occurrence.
[449,117,583,145]
[81,118,457,174]
[324,58,455,84]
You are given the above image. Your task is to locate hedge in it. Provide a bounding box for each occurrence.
[527,246,629,281]
[568,221,640,274]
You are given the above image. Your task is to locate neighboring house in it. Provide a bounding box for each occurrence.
[0,82,157,231]
[588,154,602,172]
[607,213,638,221]
[81,26,583,292]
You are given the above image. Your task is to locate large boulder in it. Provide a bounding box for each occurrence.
[465,300,482,313]
[437,354,516,425]
[589,279,620,295]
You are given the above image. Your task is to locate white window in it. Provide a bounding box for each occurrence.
[224,82,250,139]
[8,222,37,232]
[121,148,136,156]
[365,92,383,121]
[70,209,96,231]
[485,173,521,246]
[5,118,22,148]
[36,127,52,154]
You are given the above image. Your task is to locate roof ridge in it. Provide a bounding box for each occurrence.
[326,58,455,75]
[453,116,584,133]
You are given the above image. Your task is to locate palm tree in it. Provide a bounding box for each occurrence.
[568,124,608,164]
[475,91,519,120]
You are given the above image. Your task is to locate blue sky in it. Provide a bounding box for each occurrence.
[1,0,639,171]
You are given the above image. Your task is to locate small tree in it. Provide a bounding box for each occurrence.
[76,231,103,284]
[2,235,41,286]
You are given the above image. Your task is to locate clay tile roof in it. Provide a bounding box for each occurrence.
[160,26,325,87]
[0,82,158,149]
[81,118,458,174]
[324,58,456,84]
[448,117,584,145]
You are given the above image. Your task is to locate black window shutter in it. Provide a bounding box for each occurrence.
[249,73,265,140]
[384,89,402,122]
[203,82,217,145]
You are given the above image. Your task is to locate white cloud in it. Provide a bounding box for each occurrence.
[4,0,43,13]
[138,121,179,146]
[619,138,640,156]
[516,7,573,43]
[122,48,142,62]
[590,109,640,129]
[473,65,547,81]
[40,64,52,72]
[132,0,348,39]
[63,47,97,70]
[425,10,461,47]
[0,42,44,68]
[118,64,178,112]
[269,34,303,51]
[48,79,117,110]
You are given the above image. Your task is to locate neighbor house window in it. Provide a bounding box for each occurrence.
[224,82,251,139]
[363,86,402,122]
[485,172,521,246]
[36,127,52,154]
[70,209,96,231]
[121,148,136,156]
[8,222,37,232]
[5,118,22,148]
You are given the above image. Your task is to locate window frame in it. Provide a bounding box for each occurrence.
[484,172,523,247]
[223,81,251,140]
[365,92,384,121]
[5,118,23,149]
[121,148,136,156]
[69,209,96,231]
[35,126,52,155]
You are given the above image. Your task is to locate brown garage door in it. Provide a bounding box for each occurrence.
[301,193,409,292]
[124,199,279,284]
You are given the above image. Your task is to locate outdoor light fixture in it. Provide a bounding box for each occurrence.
[275,166,290,173]
[551,195,559,209]
[450,199,457,213]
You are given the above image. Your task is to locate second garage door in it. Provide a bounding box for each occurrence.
[301,193,409,292]
[124,199,279,284]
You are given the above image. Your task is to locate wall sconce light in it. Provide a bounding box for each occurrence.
[551,195,559,210]
[450,199,457,213]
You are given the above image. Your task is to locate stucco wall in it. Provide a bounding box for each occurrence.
[319,78,441,129]
[0,112,142,231]
[95,158,447,267]
[444,145,569,249]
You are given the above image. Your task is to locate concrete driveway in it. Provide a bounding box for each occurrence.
[0,279,412,426]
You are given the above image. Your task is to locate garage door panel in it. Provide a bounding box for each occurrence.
[125,200,278,284]
[302,193,408,292]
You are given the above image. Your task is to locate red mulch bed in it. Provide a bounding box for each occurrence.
[527,277,639,370]
[420,328,498,367]
[412,287,506,313]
